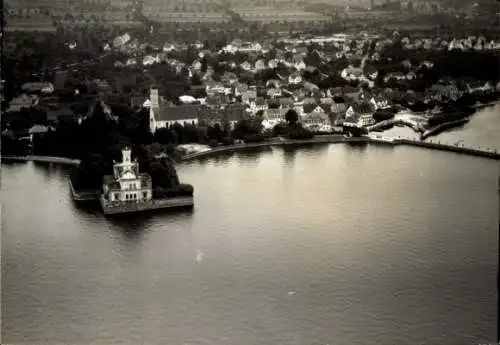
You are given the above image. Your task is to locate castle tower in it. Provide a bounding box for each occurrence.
[122,147,132,164]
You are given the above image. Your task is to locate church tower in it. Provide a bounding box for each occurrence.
[149,88,160,133]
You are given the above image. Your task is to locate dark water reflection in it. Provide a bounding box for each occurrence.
[1,144,498,345]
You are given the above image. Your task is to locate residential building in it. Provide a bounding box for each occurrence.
[242,90,257,105]
[369,95,390,110]
[240,61,252,71]
[21,82,54,94]
[341,66,363,81]
[263,108,288,127]
[206,81,225,96]
[345,102,376,127]
[266,79,281,88]
[249,97,268,114]
[288,72,303,85]
[303,81,320,94]
[331,102,347,117]
[7,94,39,113]
[267,88,282,98]
[254,59,266,71]
[301,111,331,131]
[294,59,306,71]
[267,59,279,69]
[191,60,202,71]
[28,124,53,142]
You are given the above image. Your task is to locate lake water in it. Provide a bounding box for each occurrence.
[1,107,499,345]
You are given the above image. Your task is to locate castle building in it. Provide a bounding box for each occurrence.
[101,147,152,203]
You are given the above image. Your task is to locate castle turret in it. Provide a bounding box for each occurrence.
[122,147,132,164]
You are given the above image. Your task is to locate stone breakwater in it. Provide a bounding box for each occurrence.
[397,139,500,159]
[181,136,500,161]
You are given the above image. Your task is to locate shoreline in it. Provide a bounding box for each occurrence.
[2,134,498,168]
[181,135,500,161]
[1,155,81,165]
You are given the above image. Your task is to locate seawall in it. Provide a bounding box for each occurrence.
[181,136,500,161]
[181,135,368,161]
[1,155,81,165]
[101,196,194,215]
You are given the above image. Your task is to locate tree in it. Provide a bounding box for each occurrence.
[272,122,287,136]
[154,127,176,145]
[285,109,299,126]
[71,153,113,190]
[207,123,224,141]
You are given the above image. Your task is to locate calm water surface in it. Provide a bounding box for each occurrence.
[2,119,499,345]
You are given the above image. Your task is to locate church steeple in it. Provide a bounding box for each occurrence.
[150,87,159,109]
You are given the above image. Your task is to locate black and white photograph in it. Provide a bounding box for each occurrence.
[1,0,499,344]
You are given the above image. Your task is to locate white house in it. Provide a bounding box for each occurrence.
[249,97,268,114]
[267,88,282,98]
[262,108,288,129]
[191,60,202,71]
[143,55,159,66]
[266,79,281,89]
[7,94,39,113]
[406,71,417,80]
[288,72,303,85]
[294,60,306,71]
[369,96,389,110]
[268,59,279,69]
[254,59,266,71]
[206,82,225,95]
[112,33,131,48]
[240,61,252,71]
[345,102,376,127]
[341,66,363,81]
[301,111,331,132]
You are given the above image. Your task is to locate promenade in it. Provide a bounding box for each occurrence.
[181,135,500,161]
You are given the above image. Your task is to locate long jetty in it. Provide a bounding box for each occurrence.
[397,138,500,159]
[181,135,500,161]
[420,118,469,140]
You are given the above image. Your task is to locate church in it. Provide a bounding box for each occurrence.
[148,88,200,133]
[101,147,153,203]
